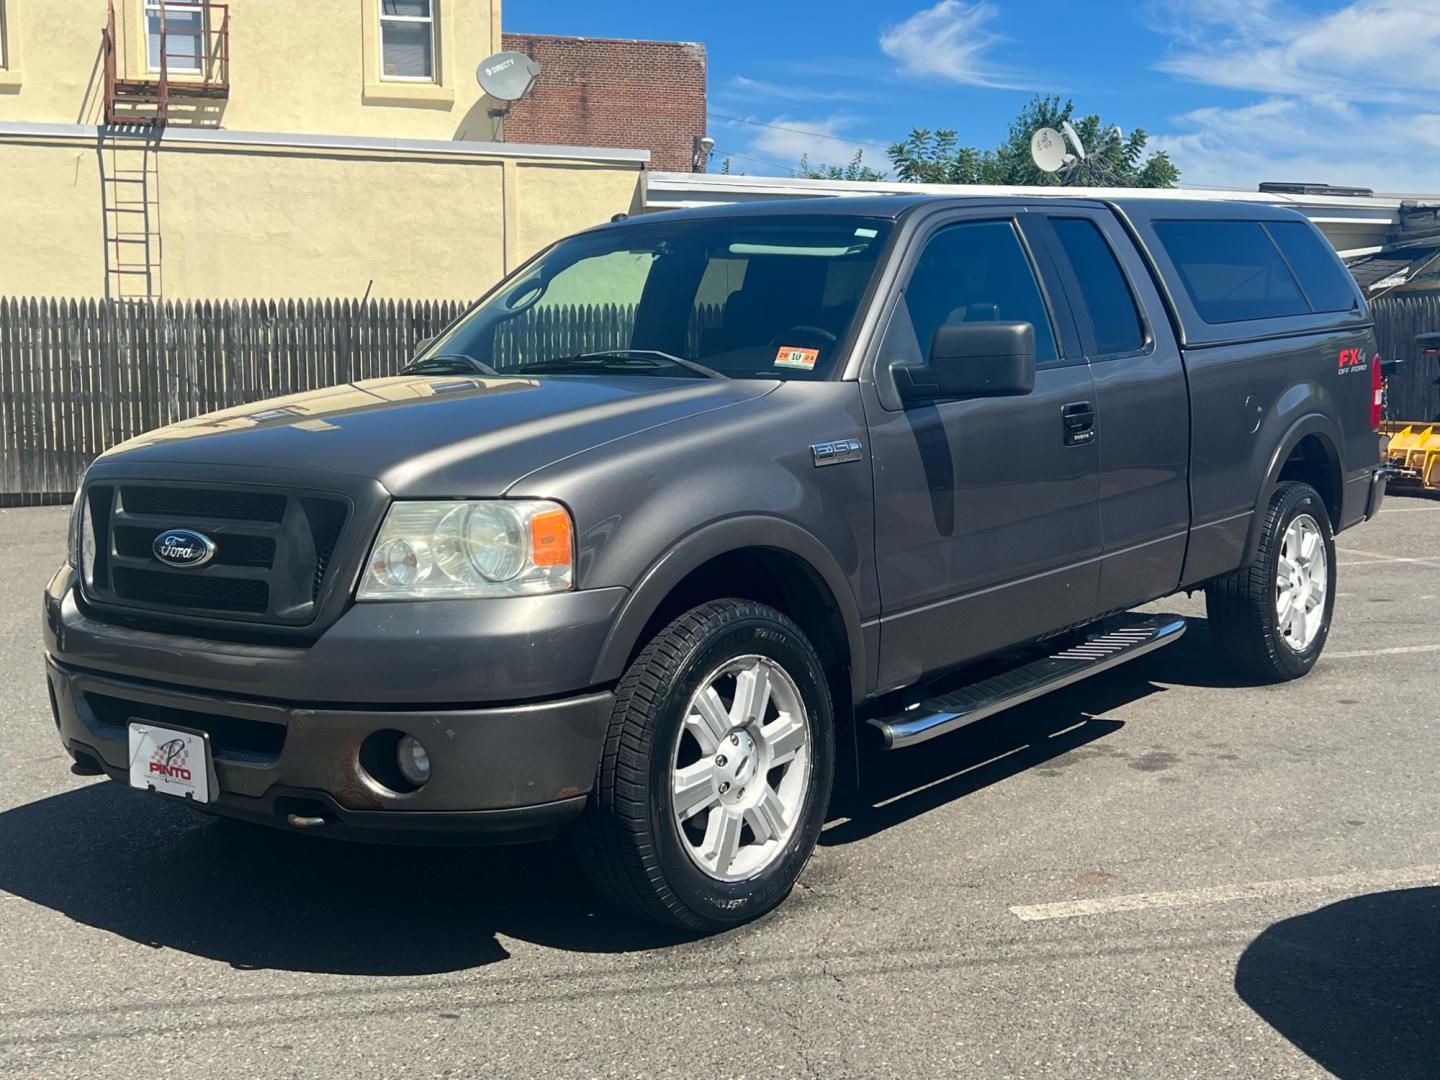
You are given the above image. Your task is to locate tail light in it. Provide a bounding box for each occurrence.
[1371,353,1384,431]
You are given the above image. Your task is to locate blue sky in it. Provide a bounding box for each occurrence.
[504,0,1440,192]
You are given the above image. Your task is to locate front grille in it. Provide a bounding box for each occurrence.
[112,567,270,613]
[120,485,286,521]
[82,482,351,627]
[303,498,347,601]
[113,525,277,567]
[85,692,287,760]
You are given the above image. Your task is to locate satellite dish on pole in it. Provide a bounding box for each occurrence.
[1061,120,1088,160]
[1030,127,1068,173]
[477,51,541,101]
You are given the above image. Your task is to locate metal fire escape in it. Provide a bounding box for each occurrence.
[100,1,230,300]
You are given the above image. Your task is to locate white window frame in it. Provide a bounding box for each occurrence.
[145,0,204,75]
[378,0,436,83]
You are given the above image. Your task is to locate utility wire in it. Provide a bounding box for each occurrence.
[706,112,894,154]
[711,147,806,173]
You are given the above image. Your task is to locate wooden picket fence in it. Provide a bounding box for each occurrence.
[6,291,1431,504]
[1372,293,1440,424]
[0,296,666,503]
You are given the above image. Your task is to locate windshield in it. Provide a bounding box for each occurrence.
[419,215,895,381]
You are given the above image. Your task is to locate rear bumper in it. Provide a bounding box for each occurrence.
[1365,466,1387,520]
[47,656,610,843]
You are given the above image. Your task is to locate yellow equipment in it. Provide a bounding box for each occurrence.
[1384,423,1440,492]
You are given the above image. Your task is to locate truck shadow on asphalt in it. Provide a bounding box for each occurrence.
[0,784,686,974]
[1236,887,1440,1080]
[0,614,1250,972]
[825,614,1243,845]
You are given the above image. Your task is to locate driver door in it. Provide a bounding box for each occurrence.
[862,212,1103,693]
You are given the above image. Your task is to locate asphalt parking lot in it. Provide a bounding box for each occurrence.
[2,497,1438,1079]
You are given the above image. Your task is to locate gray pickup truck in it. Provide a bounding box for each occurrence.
[45,195,1386,929]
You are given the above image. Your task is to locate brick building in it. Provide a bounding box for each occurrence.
[501,34,707,172]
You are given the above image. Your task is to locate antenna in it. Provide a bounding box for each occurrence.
[1061,120,1087,160]
[477,51,541,102]
[1030,127,1068,174]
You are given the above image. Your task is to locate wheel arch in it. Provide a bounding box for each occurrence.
[1244,414,1343,565]
[592,516,867,707]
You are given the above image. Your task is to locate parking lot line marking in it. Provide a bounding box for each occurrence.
[1380,505,1440,512]
[1325,643,1440,659]
[1338,547,1440,567]
[1010,865,1440,921]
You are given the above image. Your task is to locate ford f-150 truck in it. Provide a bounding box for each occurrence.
[44,196,1387,929]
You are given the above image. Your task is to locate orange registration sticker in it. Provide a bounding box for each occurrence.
[774,346,820,371]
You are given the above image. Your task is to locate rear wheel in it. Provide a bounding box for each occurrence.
[574,599,834,930]
[1205,481,1336,682]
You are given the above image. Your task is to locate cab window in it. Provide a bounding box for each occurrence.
[886,220,1059,365]
[1050,217,1145,356]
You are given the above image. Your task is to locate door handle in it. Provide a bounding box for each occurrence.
[1062,401,1095,446]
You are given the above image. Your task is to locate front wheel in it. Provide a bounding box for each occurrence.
[573,599,835,930]
[1205,481,1336,682]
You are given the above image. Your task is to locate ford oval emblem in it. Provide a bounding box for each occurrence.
[152,529,217,568]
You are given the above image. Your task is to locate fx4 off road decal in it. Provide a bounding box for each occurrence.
[1337,348,1377,376]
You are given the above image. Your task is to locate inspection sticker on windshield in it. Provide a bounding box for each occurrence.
[775,346,819,371]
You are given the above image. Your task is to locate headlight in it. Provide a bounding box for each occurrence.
[357,500,574,600]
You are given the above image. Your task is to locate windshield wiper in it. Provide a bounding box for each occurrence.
[403,354,500,377]
[523,350,727,380]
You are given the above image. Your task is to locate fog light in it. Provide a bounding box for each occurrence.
[397,735,431,787]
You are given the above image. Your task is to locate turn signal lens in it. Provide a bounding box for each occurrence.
[529,507,573,568]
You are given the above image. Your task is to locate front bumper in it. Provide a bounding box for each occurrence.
[43,569,620,843]
[48,657,611,843]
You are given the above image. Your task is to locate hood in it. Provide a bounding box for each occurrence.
[99,374,777,496]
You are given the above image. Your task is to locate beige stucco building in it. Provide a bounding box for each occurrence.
[0,0,647,299]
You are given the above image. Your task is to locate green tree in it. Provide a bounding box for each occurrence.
[888,95,1179,188]
[793,149,888,182]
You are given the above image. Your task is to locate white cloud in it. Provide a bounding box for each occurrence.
[1150,0,1440,190]
[878,1,1027,88]
[1150,96,1440,192]
[743,113,877,169]
[708,113,889,174]
[724,75,887,106]
[1157,0,1440,104]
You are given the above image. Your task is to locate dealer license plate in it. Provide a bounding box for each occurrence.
[128,722,214,803]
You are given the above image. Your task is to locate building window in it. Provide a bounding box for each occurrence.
[0,1,8,68]
[146,0,204,74]
[379,0,435,81]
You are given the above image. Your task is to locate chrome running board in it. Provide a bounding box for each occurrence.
[867,615,1187,750]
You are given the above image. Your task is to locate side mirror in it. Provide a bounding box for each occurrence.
[412,335,435,359]
[891,321,1037,405]
[1417,332,1440,359]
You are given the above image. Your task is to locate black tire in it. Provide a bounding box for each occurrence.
[573,599,835,931]
[1205,481,1337,682]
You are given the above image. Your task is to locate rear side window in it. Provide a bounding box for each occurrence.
[1153,220,1309,324]
[1265,220,1360,313]
[1050,217,1144,354]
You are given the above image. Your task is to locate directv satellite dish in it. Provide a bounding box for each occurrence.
[1061,120,1087,160]
[477,51,541,101]
[1030,127,1067,173]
